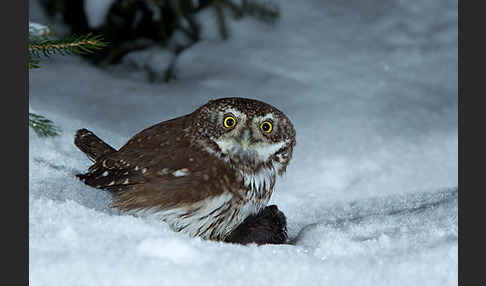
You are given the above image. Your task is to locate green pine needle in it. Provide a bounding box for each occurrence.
[29,113,61,137]
[28,23,108,138]
[29,33,108,61]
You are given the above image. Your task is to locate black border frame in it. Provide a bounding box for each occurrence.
[4,0,28,285]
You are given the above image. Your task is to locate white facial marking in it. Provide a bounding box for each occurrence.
[213,139,288,163]
[206,138,288,174]
[253,139,289,161]
[213,137,238,155]
[254,113,278,132]
[254,113,275,121]
[223,108,246,120]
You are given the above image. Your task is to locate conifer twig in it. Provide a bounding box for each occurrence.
[28,22,107,138]
[29,113,61,137]
[29,34,108,59]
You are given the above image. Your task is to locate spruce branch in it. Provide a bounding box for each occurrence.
[29,113,61,137]
[28,22,107,138]
[29,34,108,59]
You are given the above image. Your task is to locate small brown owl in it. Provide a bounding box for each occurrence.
[75,97,296,244]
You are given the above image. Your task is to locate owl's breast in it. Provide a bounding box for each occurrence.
[129,159,278,241]
[144,168,276,241]
[147,191,267,241]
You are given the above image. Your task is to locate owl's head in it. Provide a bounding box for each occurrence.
[189,97,296,175]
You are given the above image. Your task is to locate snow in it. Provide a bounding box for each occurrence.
[29,22,50,38]
[29,0,457,285]
[84,0,115,28]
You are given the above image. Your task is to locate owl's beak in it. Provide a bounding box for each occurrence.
[239,128,252,150]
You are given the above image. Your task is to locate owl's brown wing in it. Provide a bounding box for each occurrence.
[77,115,245,212]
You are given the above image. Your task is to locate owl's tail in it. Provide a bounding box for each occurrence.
[74,128,117,162]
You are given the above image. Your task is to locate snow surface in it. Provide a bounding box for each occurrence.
[29,0,458,285]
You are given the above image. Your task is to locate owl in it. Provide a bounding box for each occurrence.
[75,97,296,245]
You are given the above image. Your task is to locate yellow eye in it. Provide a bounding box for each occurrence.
[223,116,237,128]
[260,121,273,133]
